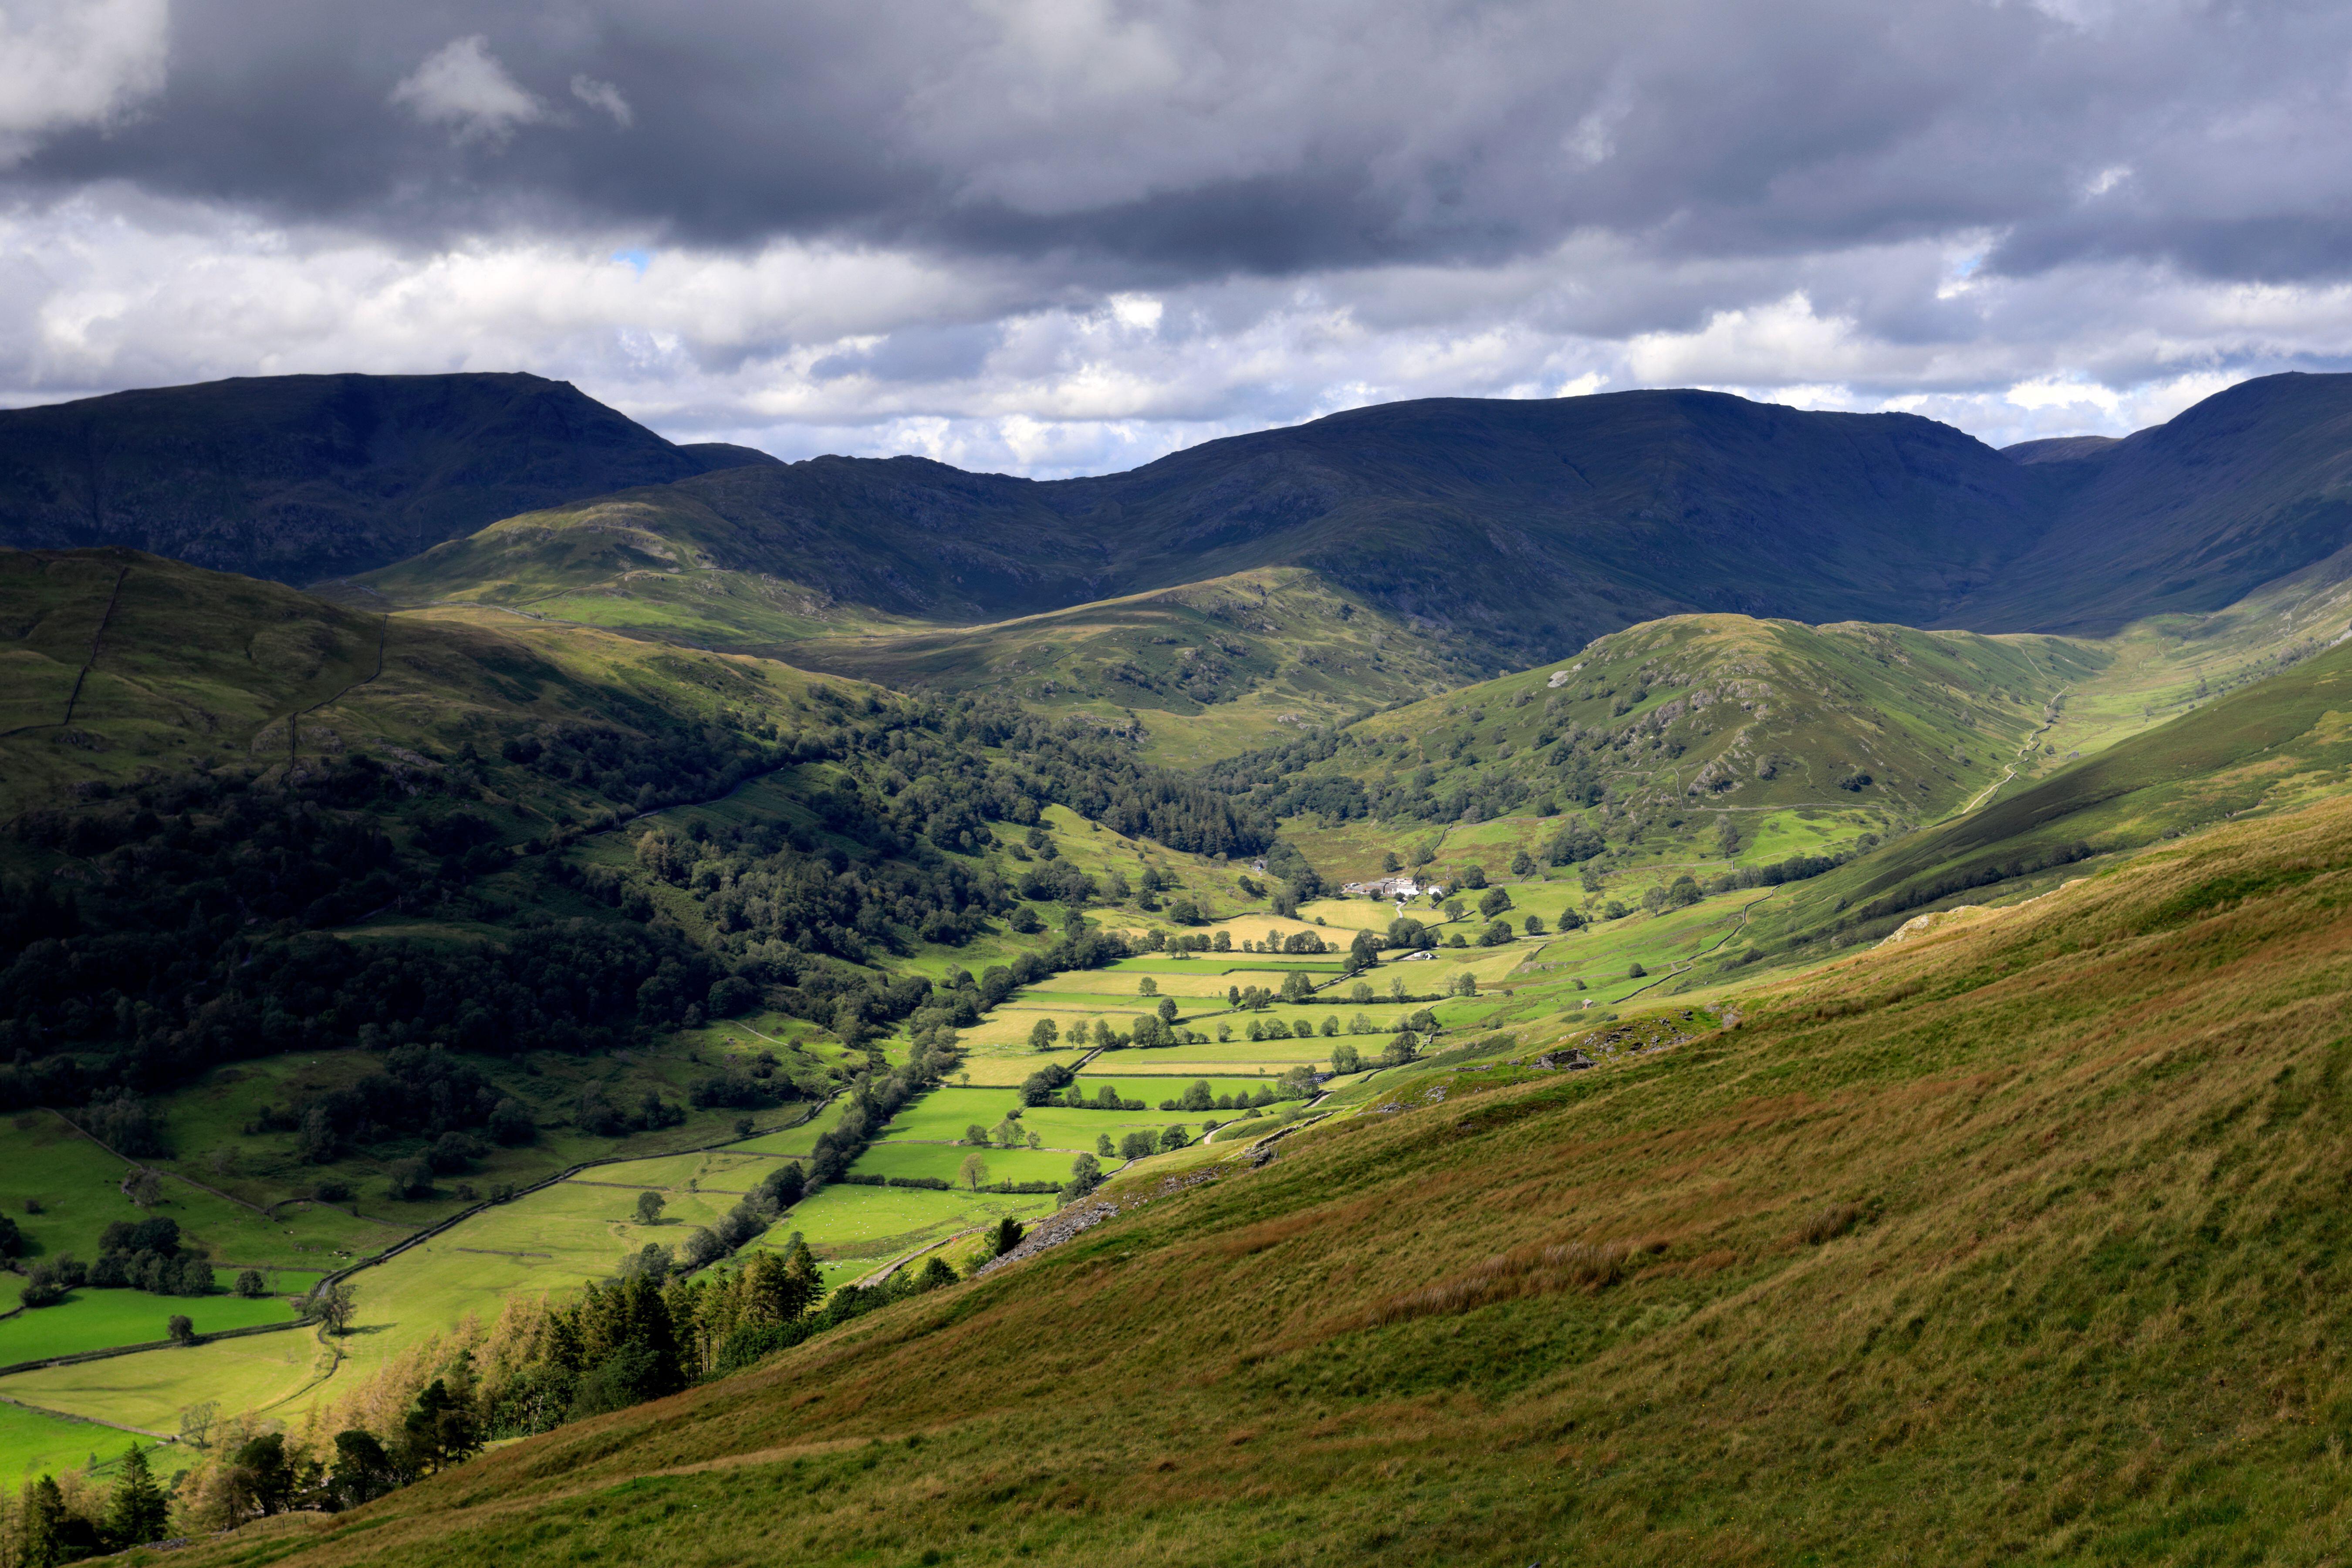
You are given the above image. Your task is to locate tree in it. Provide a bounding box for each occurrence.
[402,1377,481,1475]
[635,1191,666,1226]
[959,1152,990,1191]
[1330,1044,1362,1075]
[989,1217,1026,1258]
[1459,864,1487,889]
[1628,961,1647,977]
[234,1268,267,1298]
[1159,1125,1190,1152]
[1156,997,1179,1024]
[1381,851,1402,873]
[1028,1017,1059,1051]
[178,1402,218,1450]
[1025,1129,1043,1149]
[1524,913,1547,936]
[167,1314,195,1345]
[1478,886,1511,918]
[231,1433,295,1517]
[311,1279,358,1336]
[1119,1130,1157,1161]
[104,1443,170,1548]
[1509,848,1535,877]
[1715,816,1741,858]
[331,1429,396,1508]
[1137,975,1158,997]
[1443,900,1465,922]
[123,1169,162,1209]
[24,1473,95,1566]
[1095,1133,1115,1158]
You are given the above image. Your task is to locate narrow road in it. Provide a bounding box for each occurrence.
[1956,689,2069,818]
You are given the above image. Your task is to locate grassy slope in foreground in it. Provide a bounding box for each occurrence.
[184,787,2352,1566]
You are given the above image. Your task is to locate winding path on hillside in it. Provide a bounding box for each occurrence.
[1956,689,2069,818]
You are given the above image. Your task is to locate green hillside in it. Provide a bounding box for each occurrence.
[1210,613,2103,885]
[148,773,2352,1567]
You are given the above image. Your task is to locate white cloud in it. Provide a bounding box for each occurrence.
[0,0,169,165]
[7,188,2352,475]
[391,36,545,147]
[570,75,633,128]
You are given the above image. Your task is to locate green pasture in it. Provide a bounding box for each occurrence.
[759,1185,1054,1270]
[1074,1074,1308,1102]
[0,1113,389,1272]
[728,1099,845,1156]
[952,1049,1090,1087]
[996,994,1156,1022]
[131,1041,828,1248]
[0,1286,299,1365]
[0,1317,329,1438]
[1020,970,1243,999]
[559,1150,776,1194]
[872,1087,1031,1144]
[848,1144,1078,1186]
[0,1402,185,1486]
[1105,955,1352,976]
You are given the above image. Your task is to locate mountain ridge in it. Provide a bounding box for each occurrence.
[0,372,777,586]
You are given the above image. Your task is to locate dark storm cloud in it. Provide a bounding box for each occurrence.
[19,0,2352,286]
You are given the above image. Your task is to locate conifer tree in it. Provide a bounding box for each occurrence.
[105,1443,169,1548]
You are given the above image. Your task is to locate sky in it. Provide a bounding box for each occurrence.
[7,0,2352,475]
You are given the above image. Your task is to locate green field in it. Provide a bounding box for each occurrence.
[0,1402,180,1487]
[760,1184,1056,1273]
[848,1144,1080,1186]
[0,1286,300,1365]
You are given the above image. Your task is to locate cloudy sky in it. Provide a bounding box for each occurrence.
[6,0,2352,473]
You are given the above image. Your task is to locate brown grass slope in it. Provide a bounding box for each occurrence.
[183,795,2352,1567]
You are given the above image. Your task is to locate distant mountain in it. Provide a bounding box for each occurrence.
[2001,435,2120,465]
[363,389,2063,674]
[0,373,775,584]
[1952,373,2352,633]
[24,369,2352,671]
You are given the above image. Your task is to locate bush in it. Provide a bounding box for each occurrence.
[486,1098,536,1145]
[385,1159,435,1201]
[234,1268,268,1298]
[428,1131,485,1174]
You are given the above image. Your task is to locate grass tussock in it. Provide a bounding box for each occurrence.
[1364,1238,1639,1327]
[1794,1201,1863,1246]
